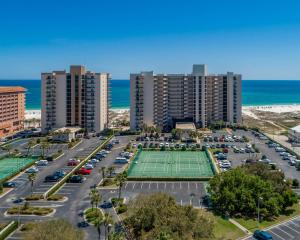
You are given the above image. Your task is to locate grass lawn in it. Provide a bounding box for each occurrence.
[234,203,300,231]
[213,215,246,240]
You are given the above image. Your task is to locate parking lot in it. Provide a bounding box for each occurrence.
[101,181,207,208]
[244,216,300,240]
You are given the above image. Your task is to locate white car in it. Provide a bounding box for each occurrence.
[159,143,164,147]
[35,160,48,166]
[26,167,39,173]
[165,143,170,147]
[84,164,94,170]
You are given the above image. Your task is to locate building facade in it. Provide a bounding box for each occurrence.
[0,87,26,138]
[41,65,110,133]
[130,64,242,131]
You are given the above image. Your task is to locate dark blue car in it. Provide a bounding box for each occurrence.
[253,230,273,240]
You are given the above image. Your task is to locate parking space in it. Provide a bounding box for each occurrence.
[121,181,207,207]
[244,216,300,240]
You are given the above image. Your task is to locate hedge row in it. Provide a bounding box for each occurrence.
[0,221,18,240]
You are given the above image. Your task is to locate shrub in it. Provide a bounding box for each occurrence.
[101,178,115,186]
[25,194,43,201]
[111,198,124,207]
[116,204,127,214]
[292,179,299,188]
[47,194,64,201]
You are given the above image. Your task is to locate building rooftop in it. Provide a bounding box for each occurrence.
[54,127,82,133]
[175,122,196,131]
[0,87,26,93]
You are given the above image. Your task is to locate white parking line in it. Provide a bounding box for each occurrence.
[180,182,182,189]
[124,182,128,189]
[268,230,286,240]
[132,183,136,190]
[188,182,190,189]
[141,182,143,189]
[289,220,300,228]
[156,182,158,189]
[180,199,183,206]
[198,199,201,207]
[284,223,300,235]
[189,199,192,205]
[276,226,294,239]
[195,182,198,189]
[149,183,151,189]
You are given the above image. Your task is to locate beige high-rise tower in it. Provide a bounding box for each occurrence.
[130,64,242,131]
[41,65,110,133]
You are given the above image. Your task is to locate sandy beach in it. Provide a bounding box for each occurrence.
[25,108,130,120]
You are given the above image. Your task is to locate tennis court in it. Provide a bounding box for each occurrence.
[0,157,36,181]
[127,150,215,179]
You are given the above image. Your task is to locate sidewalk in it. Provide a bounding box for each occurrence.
[265,133,300,156]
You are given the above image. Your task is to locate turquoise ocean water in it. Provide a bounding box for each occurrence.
[0,80,299,109]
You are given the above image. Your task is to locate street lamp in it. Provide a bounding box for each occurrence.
[257,197,263,229]
[107,224,112,240]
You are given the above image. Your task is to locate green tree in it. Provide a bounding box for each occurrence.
[26,140,35,156]
[103,213,113,240]
[1,144,12,155]
[89,189,101,210]
[28,173,37,196]
[124,193,215,240]
[116,173,127,200]
[107,166,115,178]
[94,214,104,240]
[100,167,106,179]
[23,219,84,240]
[40,140,50,158]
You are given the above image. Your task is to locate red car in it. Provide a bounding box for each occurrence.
[75,168,91,175]
[67,160,80,166]
[223,148,229,153]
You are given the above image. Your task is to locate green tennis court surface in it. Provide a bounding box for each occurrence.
[127,150,215,179]
[0,157,36,181]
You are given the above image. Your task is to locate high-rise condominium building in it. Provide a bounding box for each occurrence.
[0,87,26,138]
[41,65,110,133]
[130,64,241,131]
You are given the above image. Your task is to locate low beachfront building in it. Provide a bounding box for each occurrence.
[52,127,82,142]
[0,87,26,138]
[288,125,300,144]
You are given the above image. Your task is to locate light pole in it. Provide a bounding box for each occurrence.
[257,197,263,229]
[107,224,112,240]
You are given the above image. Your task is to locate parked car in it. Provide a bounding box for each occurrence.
[13,198,25,204]
[53,170,66,179]
[44,175,60,182]
[84,164,94,170]
[76,168,92,175]
[35,160,48,166]
[253,230,273,240]
[67,159,80,166]
[77,221,90,228]
[26,167,39,173]
[3,181,16,188]
[68,175,84,183]
[100,201,113,209]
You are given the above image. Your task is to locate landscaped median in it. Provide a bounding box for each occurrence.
[6,203,54,216]
[84,208,103,225]
[43,135,114,199]
[0,221,18,240]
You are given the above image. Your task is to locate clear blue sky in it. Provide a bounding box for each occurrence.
[1,0,300,80]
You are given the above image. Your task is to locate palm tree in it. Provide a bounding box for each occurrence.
[116,173,126,200]
[28,173,36,195]
[103,213,113,240]
[40,140,50,158]
[100,167,106,179]
[89,188,101,210]
[94,214,104,240]
[26,140,35,156]
[1,144,12,155]
[107,166,115,178]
